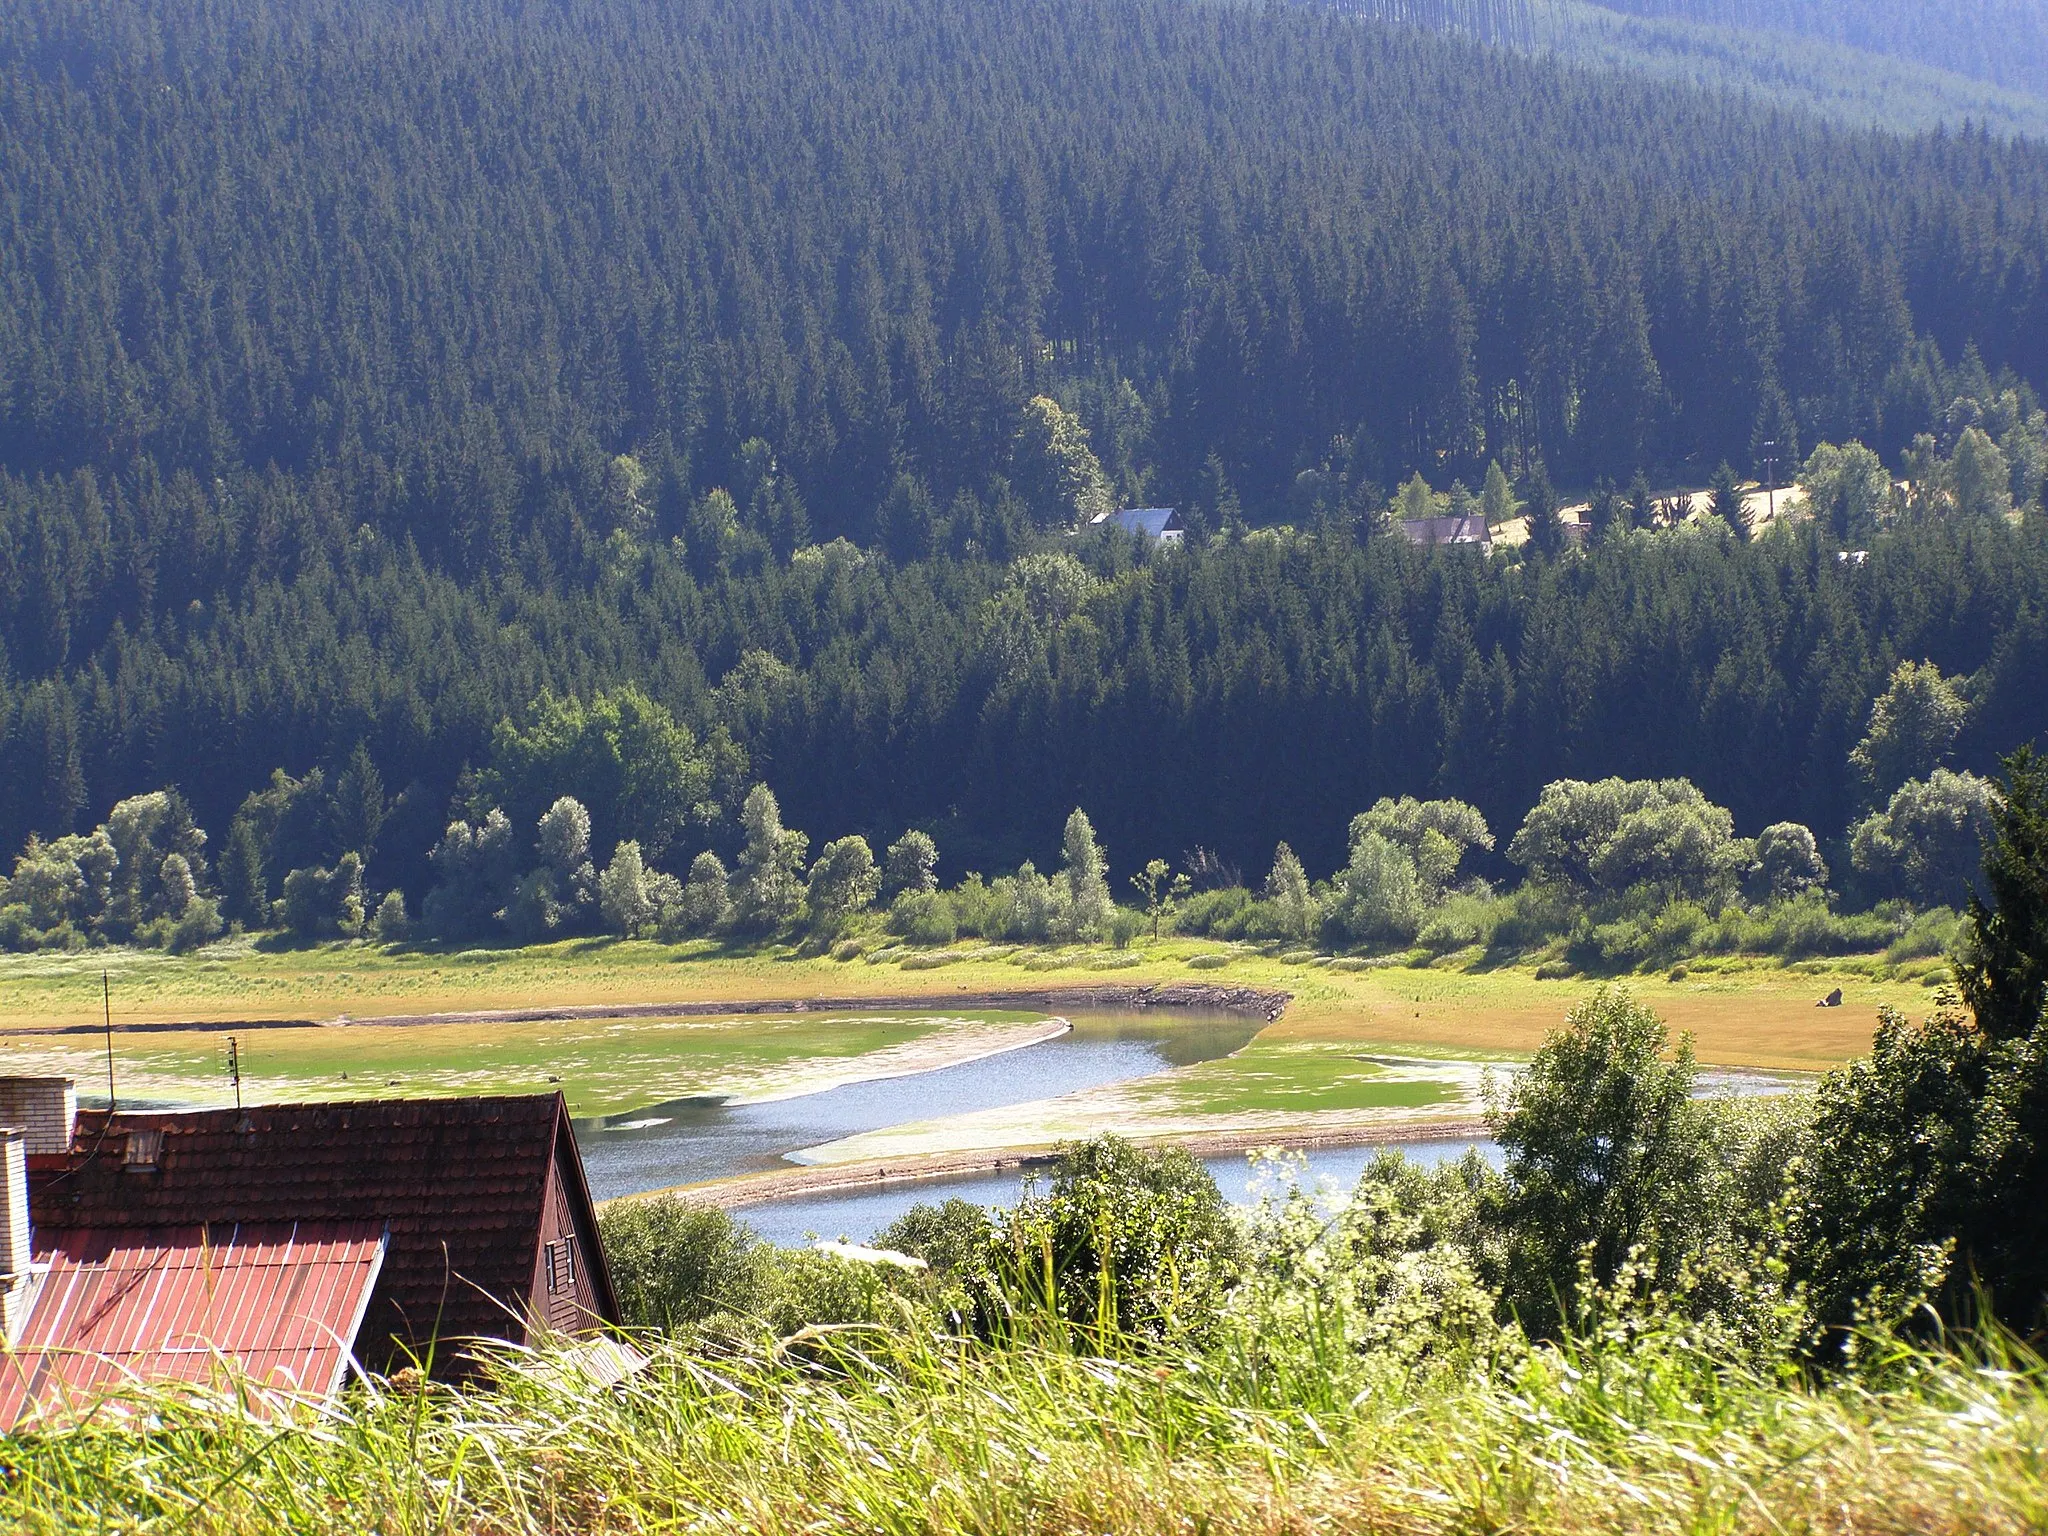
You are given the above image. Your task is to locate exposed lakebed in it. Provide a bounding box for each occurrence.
[575,1007,1806,1245]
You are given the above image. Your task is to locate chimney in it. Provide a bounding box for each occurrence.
[0,1127,38,1346]
[0,1078,77,1155]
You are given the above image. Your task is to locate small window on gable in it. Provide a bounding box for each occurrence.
[544,1237,579,1294]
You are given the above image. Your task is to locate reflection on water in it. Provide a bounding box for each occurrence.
[737,1138,1506,1248]
[575,1012,1261,1200]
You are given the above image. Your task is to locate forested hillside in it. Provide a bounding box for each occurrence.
[1580,0,2048,100]
[1327,0,2048,136]
[2,0,2046,902]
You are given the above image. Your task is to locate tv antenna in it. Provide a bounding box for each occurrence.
[225,1035,243,1111]
[102,970,117,1113]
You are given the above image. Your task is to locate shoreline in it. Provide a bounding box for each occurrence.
[6,981,1292,1035]
[613,1117,1495,1210]
[719,1017,1072,1106]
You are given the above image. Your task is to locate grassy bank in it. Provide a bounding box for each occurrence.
[6,1316,2041,1533]
[0,933,1927,1070]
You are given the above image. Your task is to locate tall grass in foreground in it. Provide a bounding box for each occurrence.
[6,1316,2045,1534]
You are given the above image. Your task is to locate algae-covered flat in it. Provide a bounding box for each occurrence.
[0,1006,1060,1118]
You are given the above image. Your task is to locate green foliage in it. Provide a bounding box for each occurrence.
[1350,797,1494,897]
[281,853,366,941]
[474,689,722,866]
[1951,426,2014,520]
[1850,661,1972,803]
[1957,747,2048,1043]
[806,835,880,936]
[370,889,409,943]
[596,1199,772,1331]
[985,1137,1240,1345]
[1481,459,1517,525]
[874,1198,997,1279]
[501,798,596,941]
[166,896,224,953]
[595,840,659,936]
[1508,776,1746,902]
[422,810,520,940]
[881,831,939,901]
[1707,461,1748,541]
[1055,808,1113,943]
[0,791,219,951]
[1012,397,1112,529]
[885,888,957,946]
[1849,768,2000,908]
[1261,844,1319,942]
[668,851,731,938]
[1331,830,1424,943]
[1747,821,1829,901]
[1227,1149,1508,1372]
[1486,988,1726,1336]
[1127,858,1189,939]
[1802,439,1892,542]
[730,785,808,934]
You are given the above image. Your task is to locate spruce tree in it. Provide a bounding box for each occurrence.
[1959,747,2048,1043]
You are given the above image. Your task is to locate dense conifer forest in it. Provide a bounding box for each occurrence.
[2,0,2045,907]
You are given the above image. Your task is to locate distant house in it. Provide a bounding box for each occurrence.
[1399,514,1492,549]
[1088,507,1184,543]
[3,1084,621,1427]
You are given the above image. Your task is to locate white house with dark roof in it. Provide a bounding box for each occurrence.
[1088,507,1184,543]
[1399,514,1492,549]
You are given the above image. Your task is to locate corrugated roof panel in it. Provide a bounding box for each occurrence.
[26,1094,612,1374]
[0,1220,387,1431]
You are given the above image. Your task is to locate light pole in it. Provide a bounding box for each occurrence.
[1760,438,1780,525]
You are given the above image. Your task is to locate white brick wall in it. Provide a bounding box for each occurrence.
[0,1129,32,1344]
[0,1078,76,1155]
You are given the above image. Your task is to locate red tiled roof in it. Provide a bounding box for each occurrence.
[0,1220,387,1431]
[27,1094,617,1373]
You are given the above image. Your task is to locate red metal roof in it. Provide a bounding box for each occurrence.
[28,1094,618,1374]
[0,1220,387,1431]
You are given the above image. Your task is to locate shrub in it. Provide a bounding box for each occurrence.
[167,896,224,953]
[664,851,732,938]
[1885,905,1960,964]
[887,888,957,946]
[875,1198,995,1278]
[1227,1149,1506,1371]
[982,1136,1239,1344]
[1175,886,1253,937]
[945,873,1001,937]
[596,1198,770,1331]
[1415,890,1498,951]
[1329,831,1422,943]
[371,889,410,943]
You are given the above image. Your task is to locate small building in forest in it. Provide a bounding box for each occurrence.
[1399,514,1492,549]
[1089,507,1185,543]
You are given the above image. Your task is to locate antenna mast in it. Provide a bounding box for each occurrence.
[102,969,117,1113]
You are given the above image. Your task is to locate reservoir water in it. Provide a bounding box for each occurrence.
[733,1136,1502,1248]
[574,1011,1261,1201]
[574,1007,1793,1247]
